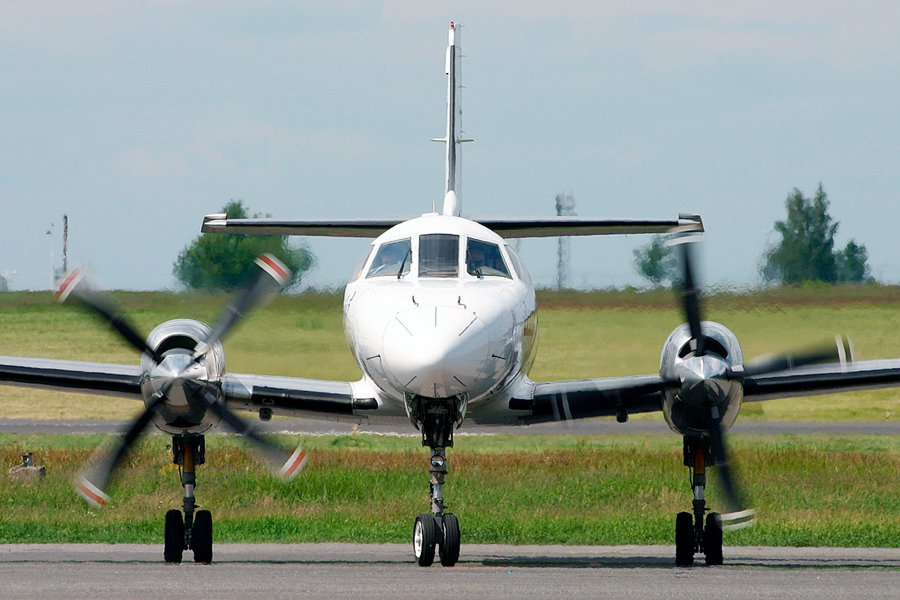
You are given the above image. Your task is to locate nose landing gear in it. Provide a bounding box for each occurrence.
[675,437,723,566]
[164,435,213,564]
[410,397,462,567]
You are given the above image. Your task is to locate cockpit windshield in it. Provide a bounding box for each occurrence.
[466,238,511,279]
[418,234,459,278]
[364,233,513,282]
[366,238,411,278]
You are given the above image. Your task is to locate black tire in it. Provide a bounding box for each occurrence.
[413,513,437,567]
[675,511,694,567]
[192,510,213,564]
[439,513,460,567]
[164,510,184,564]
[704,512,723,566]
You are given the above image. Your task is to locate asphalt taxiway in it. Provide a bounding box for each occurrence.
[2,544,899,600]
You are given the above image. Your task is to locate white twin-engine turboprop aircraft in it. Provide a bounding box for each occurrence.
[4,22,900,568]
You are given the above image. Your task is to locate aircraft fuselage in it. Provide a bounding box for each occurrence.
[343,214,537,418]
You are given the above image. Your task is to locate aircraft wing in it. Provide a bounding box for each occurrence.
[0,356,144,399]
[201,215,409,238]
[741,358,900,401]
[509,375,666,425]
[200,213,703,238]
[508,357,900,426]
[220,373,388,422]
[0,356,394,422]
[469,215,703,238]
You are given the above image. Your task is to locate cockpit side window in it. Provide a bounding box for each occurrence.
[418,234,459,278]
[505,245,532,285]
[350,244,375,281]
[467,238,511,279]
[366,238,411,278]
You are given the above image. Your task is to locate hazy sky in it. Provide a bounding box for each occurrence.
[2,2,899,292]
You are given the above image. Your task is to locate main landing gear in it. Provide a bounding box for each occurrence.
[410,397,461,567]
[675,437,723,567]
[164,435,213,564]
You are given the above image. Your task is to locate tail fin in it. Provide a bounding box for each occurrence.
[433,22,472,217]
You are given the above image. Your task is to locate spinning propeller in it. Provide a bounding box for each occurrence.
[670,236,852,529]
[59,255,308,507]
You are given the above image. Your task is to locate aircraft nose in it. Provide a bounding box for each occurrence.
[382,306,491,398]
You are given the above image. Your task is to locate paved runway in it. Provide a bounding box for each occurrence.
[2,544,899,600]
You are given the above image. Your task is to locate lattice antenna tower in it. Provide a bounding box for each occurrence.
[555,192,576,290]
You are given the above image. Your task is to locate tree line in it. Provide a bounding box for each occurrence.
[634,183,873,288]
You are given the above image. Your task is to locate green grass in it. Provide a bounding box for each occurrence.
[3,432,900,546]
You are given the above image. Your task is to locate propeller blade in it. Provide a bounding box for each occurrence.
[706,404,756,530]
[734,335,855,378]
[73,393,166,507]
[670,236,705,355]
[193,254,292,358]
[198,387,307,480]
[56,269,165,365]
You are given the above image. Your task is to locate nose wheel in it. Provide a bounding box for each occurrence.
[438,512,461,566]
[413,512,461,567]
[164,435,214,564]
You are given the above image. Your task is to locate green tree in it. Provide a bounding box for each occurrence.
[173,200,314,291]
[836,239,872,283]
[633,235,677,287]
[761,184,871,284]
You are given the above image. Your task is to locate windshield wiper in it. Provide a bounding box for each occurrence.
[397,249,411,279]
[466,249,483,279]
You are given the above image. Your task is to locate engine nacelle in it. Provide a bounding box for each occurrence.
[660,321,744,438]
[139,319,226,435]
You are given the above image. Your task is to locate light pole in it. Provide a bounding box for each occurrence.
[46,223,55,289]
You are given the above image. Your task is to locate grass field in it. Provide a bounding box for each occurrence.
[3,287,900,547]
[3,432,900,547]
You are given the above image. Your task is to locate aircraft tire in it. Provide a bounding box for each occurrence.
[704,513,723,565]
[439,513,460,567]
[413,513,437,567]
[163,509,184,564]
[192,510,213,564]
[675,511,694,567]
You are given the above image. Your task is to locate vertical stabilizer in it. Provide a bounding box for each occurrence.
[433,22,472,216]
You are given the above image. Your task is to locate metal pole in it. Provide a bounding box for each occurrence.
[62,215,68,275]
[46,223,54,289]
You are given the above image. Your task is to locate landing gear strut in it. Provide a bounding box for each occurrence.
[164,435,213,564]
[675,437,723,566]
[410,397,462,567]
